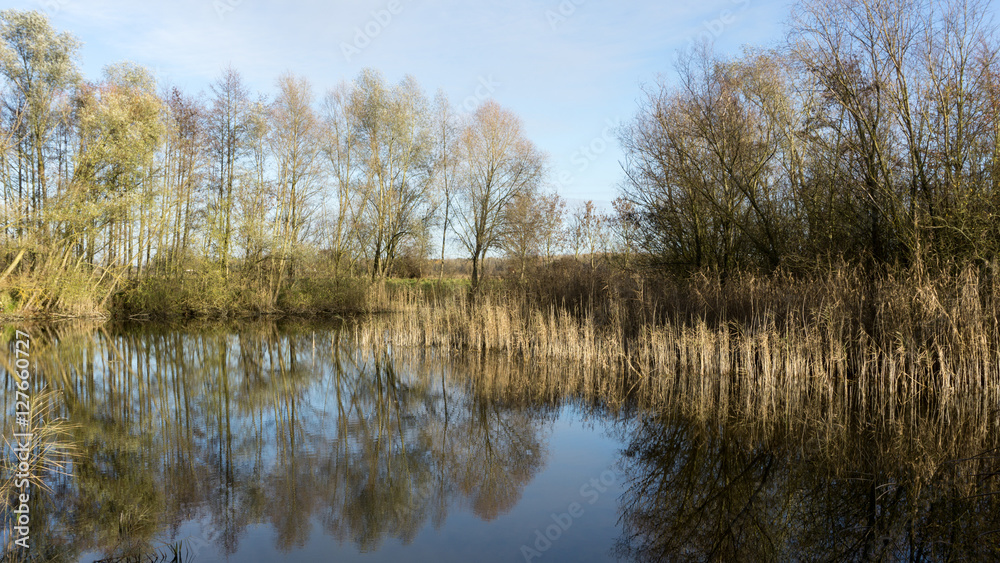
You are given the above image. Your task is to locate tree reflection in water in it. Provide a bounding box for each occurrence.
[0,321,552,560]
[2,320,1000,561]
[615,401,1000,561]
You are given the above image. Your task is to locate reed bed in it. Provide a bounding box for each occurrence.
[358,265,1000,426]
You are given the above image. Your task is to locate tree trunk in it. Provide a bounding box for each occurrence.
[471,252,480,290]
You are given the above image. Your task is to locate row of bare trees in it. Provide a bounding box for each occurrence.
[0,9,563,309]
[619,0,1000,276]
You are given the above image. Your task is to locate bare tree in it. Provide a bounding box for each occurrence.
[454,100,545,289]
[502,188,566,278]
[206,65,249,277]
[619,47,794,274]
[538,191,566,263]
[350,69,435,280]
[321,81,361,277]
[569,200,605,269]
[161,87,205,273]
[432,90,460,282]
[501,185,544,280]
[269,73,319,298]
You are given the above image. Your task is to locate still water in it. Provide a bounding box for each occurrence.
[2,320,1000,562]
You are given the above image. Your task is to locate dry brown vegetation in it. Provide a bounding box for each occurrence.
[364,262,1000,424]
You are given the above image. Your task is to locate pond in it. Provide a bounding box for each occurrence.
[1,320,1000,562]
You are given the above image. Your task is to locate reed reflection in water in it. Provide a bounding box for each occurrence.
[0,320,999,562]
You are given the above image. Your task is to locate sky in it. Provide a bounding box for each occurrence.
[6,0,791,209]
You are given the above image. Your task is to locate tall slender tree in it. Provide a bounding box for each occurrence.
[454,100,545,289]
[269,73,319,298]
[432,90,460,282]
[207,66,249,277]
[0,9,79,230]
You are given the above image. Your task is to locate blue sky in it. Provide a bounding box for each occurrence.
[9,0,790,209]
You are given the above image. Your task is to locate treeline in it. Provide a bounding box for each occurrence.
[6,0,1000,318]
[0,10,619,316]
[619,0,1000,276]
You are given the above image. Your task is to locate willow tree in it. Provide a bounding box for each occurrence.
[0,88,20,242]
[241,97,272,278]
[206,66,249,276]
[454,100,545,289]
[0,9,79,231]
[269,73,319,298]
[321,82,361,277]
[350,69,435,280]
[72,62,164,274]
[160,87,205,273]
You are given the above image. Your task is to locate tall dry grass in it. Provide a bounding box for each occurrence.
[0,388,78,491]
[1,388,79,553]
[359,264,1000,423]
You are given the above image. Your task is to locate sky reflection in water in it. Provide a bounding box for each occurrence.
[2,320,1000,562]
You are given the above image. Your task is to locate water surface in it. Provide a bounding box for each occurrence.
[2,320,999,561]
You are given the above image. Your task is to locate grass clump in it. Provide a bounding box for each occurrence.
[110,262,371,319]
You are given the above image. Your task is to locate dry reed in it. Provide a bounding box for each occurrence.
[359,266,1000,427]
